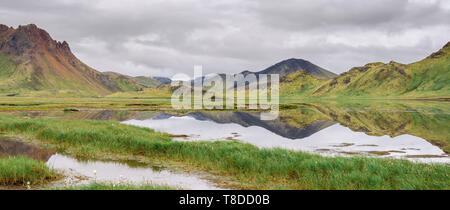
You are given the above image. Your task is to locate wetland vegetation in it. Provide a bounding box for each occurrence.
[0,156,59,187]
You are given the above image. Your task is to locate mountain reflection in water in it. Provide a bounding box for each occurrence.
[122,101,450,163]
[9,101,450,163]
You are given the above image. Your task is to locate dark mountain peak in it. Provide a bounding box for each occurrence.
[258,58,337,80]
[285,58,309,63]
[0,23,73,56]
[273,58,312,67]
[1,23,73,57]
[16,24,52,42]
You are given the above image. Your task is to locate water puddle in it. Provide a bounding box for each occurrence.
[122,114,450,164]
[46,154,222,190]
[0,137,222,190]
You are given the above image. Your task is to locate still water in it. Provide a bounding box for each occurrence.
[0,137,222,190]
[122,113,449,163]
[5,101,450,164]
[120,102,450,163]
[46,154,222,190]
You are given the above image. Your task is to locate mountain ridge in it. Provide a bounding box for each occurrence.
[0,24,144,96]
[0,23,448,98]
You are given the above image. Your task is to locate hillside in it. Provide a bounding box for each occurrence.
[280,71,325,97]
[312,42,450,98]
[133,76,172,88]
[0,24,143,96]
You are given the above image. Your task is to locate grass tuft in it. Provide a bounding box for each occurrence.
[0,156,59,186]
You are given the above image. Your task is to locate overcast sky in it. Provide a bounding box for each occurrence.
[1,0,449,77]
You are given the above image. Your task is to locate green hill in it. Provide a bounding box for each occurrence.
[313,42,450,98]
[402,42,450,98]
[282,42,450,99]
[280,71,326,97]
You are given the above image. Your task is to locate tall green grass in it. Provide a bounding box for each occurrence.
[0,114,449,189]
[0,156,59,186]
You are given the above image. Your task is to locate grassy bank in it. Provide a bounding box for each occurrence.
[0,114,449,189]
[50,183,175,190]
[0,96,171,111]
[0,156,59,186]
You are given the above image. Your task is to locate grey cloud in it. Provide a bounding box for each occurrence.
[0,0,449,77]
[255,0,450,31]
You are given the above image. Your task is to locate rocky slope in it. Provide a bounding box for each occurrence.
[0,24,143,96]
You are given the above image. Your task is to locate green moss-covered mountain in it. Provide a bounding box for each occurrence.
[0,24,145,96]
[281,42,450,99]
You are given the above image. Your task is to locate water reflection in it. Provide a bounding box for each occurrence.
[0,138,222,189]
[123,114,449,163]
[5,101,450,163]
[188,112,336,139]
[46,154,222,190]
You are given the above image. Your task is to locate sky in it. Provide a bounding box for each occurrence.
[1,0,449,77]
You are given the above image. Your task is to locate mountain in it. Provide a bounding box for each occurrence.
[0,24,143,96]
[254,58,337,80]
[1,24,447,99]
[208,58,335,91]
[236,58,336,95]
[313,42,450,98]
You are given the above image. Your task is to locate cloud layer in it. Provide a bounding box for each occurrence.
[1,0,449,76]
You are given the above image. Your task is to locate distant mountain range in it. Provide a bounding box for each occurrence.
[0,23,448,98]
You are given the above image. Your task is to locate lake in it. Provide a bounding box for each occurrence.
[8,100,450,164]
[2,100,449,189]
